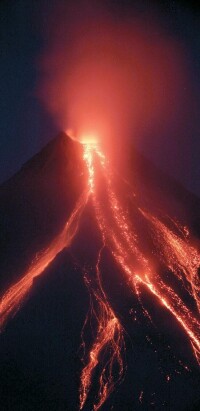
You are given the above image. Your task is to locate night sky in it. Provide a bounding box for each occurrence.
[0,0,200,195]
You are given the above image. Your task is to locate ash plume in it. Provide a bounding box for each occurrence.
[38,0,189,162]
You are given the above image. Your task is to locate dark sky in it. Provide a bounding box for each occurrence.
[0,0,200,195]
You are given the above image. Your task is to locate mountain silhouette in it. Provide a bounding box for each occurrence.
[0,132,199,411]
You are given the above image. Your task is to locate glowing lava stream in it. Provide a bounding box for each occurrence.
[0,191,88,331]
[0,138,200,411]
[139,209,200,313]
[80,141,200,408]
[79,246,125,411]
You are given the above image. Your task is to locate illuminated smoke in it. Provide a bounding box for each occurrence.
[38,1,189,161]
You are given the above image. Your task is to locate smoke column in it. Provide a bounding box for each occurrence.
[38,0,189,162]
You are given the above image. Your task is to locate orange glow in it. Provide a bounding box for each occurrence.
[39,4,190,163]
[67,129,99,147]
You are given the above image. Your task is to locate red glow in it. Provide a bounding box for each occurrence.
[39,6,189,162]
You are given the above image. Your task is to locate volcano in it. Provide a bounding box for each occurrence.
[0,132,200,411]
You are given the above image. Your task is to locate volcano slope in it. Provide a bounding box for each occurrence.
[0,132,200,411]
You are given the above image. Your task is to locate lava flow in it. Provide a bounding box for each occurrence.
[79,247,125,411]
[0,191,88,331]
[0,135,200,410]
